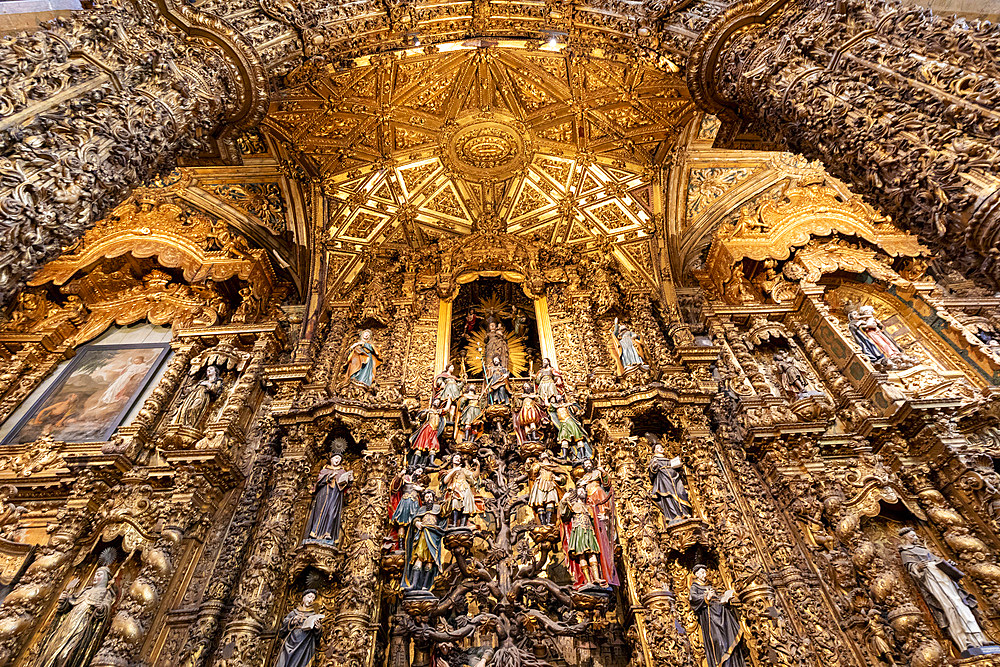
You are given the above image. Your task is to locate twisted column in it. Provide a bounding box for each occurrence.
[688,0,1000,284]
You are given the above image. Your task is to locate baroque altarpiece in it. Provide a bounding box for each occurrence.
[0,0,999,665]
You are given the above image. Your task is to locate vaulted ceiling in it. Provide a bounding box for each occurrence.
[265,41,696,290]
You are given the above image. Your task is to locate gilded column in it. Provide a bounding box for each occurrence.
[324,444,393,666]
[213,425,315,666]
[682,406,808,667]
[601,420,695,667]
[177,428,278,667]
[687,0,1000,283]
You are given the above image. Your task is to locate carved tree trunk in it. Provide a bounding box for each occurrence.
[0,0,246,301]
[687,0,1000,285]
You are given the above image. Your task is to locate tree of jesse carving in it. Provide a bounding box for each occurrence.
[391,420,618,666]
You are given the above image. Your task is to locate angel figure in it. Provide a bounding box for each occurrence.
[344,329,381,388]
[408,398,446,467]
[612,317,647,372]
[441,454,482,527]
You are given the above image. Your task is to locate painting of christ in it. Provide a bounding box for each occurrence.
[4,343,169,445]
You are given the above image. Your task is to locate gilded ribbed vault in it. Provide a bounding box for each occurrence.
[265,43,694,289]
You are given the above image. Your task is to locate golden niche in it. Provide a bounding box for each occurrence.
[440,111,533,181]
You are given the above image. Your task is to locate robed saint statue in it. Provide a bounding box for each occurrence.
[690,565,746,667]
[36,566,117,667]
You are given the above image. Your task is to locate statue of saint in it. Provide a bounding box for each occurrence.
[612,317,647,371]
[534,358,563,406]
[434,364,463,421]
[512,306,528,338]
[648,441,692,523]
[773,350,809,397]
[172,365,224,427]
[484,356,511,406]
[550,394,590,460]
[514,382,546,444]
[344,329,381,387]
[690,564,746,667]
[528,451,566,525]
[442,454,481,527]
[559,487,606,586]
[408,398,445,467]
[304,455,354,544]
[36,566,117,667]
[389,466,424,550]
[847,305,914,368]
[898,527,991,653]
[578,459,619,586]
[484,320,510,371]
[403,490,444,591]
[457,385,483,443]
[273,589,323,667]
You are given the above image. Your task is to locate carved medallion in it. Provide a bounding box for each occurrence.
[440,112,534,181]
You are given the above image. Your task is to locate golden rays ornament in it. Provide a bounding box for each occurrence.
[465,327,528,377]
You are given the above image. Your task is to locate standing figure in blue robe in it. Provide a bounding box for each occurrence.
[613,317,646,370]
[484,356,511,406]
[345,329,381,387]
[304,454,354,545]
[274,590,323,667]
[403,490,445,591]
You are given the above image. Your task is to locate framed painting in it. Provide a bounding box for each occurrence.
[2,343,170,445]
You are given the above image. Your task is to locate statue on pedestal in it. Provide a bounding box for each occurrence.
[457,385,483,443]
[550,394,590,460]
[612,317,647,372]
[442,454,481,527]
[304,455,354,544]
[578,459,618,586]
[36,565,117,667]
[273,590,323,667]
[172,365,224,428]
[689,565,745,667]
[390,466,424,550]
[773,350,809,398]
[560,487,606,586]
[898,527,991,653]
[514,382,546,444]
[345,329,381,387]
[408,398,445,467]
[484,356,511,406]
[528,451,566,525]
[434,363,463,419]
[534,358,562,406]
[648,439,692,523]
[403,490,444,591]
